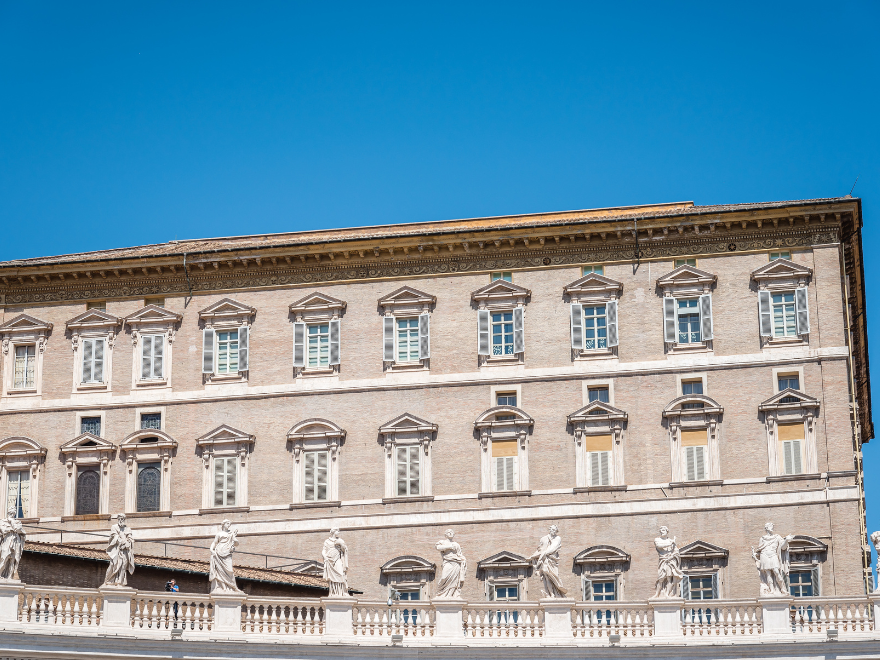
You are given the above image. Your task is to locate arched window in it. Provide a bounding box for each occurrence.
[136,463,161,512]
[75,469,100,515]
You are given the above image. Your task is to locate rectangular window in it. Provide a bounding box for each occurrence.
[585,435,612,487]
[770,251,791,261]
[213,457,237,507]
[681,430,707,481]
[590,580,616,601]
[86,301,106,311]
[303,451,329,502]
[583,305,607,349]
[778,375,800,391]
[75,466,101,515]
[80,416,102,436]
[772,292,797,337]
[216,330,239,374]
[687,575,716,600]
[789,570,814,597]
[675,258,697,267]
[140,413,162,430]
[80,338,105,383]
[588,387,609,403]
[491,312,515,356]
[13,345,36,389]
[396,318,420,362]
[778,423,804,475]
[682,380,703,396]
[496,392,517,407]
[307,324,329,368]
[136,462,161,513]
[144,297,165,308]
[492,440,517,491]
[493,585,519,601]
[491,272,512,282]
[677,299,701,343]
[582,265,604,275]
[396,446,420,496]
[140,334,164,380]
[6,471,30,519]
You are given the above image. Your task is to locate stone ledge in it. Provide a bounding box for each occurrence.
[198,506,251,515]
[667,480,724,488]
[477,490,532,499]
[61,513,111,522]
[289,501,342,510]
[766,473,822,483]
[381,496,435,504]
[123,510,172,519]
[573,485,628,493]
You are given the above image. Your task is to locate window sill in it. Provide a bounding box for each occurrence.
[298,367,337,378]
[764,337,808,348]
[17,517,39,525]
[573,485,627,493]
[385,361,428,373]
[206,372,247,383]
[6,388,38,395]
[382,495,435,504]
[76,383,109,392]
[478,490,532,499]
[766,473,821,483]
[289,501,342,510]
[198,506,250,515]
[575,348,616,361]
[61,514,111,522]
[826,470,858,478]
[666,342,711,355]
[135,379,168,388]
[668,479,723,488]
[124,510,172,519]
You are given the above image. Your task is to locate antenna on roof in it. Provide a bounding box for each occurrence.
[846,176,859,198]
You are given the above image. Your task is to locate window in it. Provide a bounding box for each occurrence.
[80,417,102,436]
[306,324,329,368]
[675,259,697,267]
[682,380,703,396]
[496,392,517,407]
[140,413,162,430]
[770,251,791,261]
[396,589,421,623]
[491,312,515,356]
[493,585,519,601]
[6,471,30,519]
[778,423,804,475]
[491,272,512,282]
[304,451,329,502]
[582,265,604,275]
[86,301,106,311]
[396,446,420,496]
[681,430,708,481]
[778,375,800,391]
[13,345,36,389]
[140,334,164,380]
[217,330,239,374]
[144,297,165,308]
[80,338,105,383]
[136,462,161,513]
[587,580,616,601]
[771,292,797,337]
[396,318,420,362]
[493,440,517,491]
[789,570,815,597]
[583,305,607,349]
[588,387,609,403]
[677,299,701,343]
[686,575,717,600]
[75,467,100,515]
[586,435,612,487]
[213,457,237,507]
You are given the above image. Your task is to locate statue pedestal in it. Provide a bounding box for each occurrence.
[322,596,355,641]
[648,597,684,637]
[0,580,22,622]
[210,588,247,633]
[99,584,136,628]
[759,595,793,635]
[432,597,465,642]
[541,598,575,641]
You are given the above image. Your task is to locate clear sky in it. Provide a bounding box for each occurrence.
[1,2,879,576]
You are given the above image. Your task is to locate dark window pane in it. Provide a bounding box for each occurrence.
[588,388,609,403]
[140,413,162,430]
[75,469,100,515]
[682,381,703,395]
[81,417,101,436]
[137,463,161,512]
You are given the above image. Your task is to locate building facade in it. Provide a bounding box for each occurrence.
[0,196,871,609]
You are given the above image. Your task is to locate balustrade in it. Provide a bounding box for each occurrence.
[19,587,102,626]
[572,602,653,638]
[352,601,435,637]
[241,599,324,634]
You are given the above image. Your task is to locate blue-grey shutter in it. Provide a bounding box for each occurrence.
[93,339,104,383]
[329,319,341,365]
[663,297,677,343]
[795,287,810,335]
[418,313,430,359]
[682,575,691,599]
[606,300,619,348]
[582,578,592,601]
[810,568,820,597]
[699,294,713,341]
[758,290,772,336]
[383,316,395,361]
[82,339,93,383]
[711,573,719,599]
[153,335,164,378]
[293,322,306,368]
[238,326,249,371]
[570,303,583,350]
[202,328,215,373]
[141,336,153,380]
[477,310,490,355]
[513,307,525,354]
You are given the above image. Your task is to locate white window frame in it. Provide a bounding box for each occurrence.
[564,273,622,361]
[288,419,345,506]
[379,414,437,501]
[198,298,255,385]
[0,437,46,519]
[475,409,533,495]
[65,310,121,394]
[472,280,530,367]
[74,411,107,439]
[568,402,627,490]
[60,434,117,518]
[760,391,820,478]
[574,546,630,602]
[195,425,254,511]
[124,305,181,391]
[119,429,177,514]
[751,258,813,348]
[378,286,435,372]
[663,397,723,484]
[656,266,716,355]
[0,315,52,399]
[290,292,346,378]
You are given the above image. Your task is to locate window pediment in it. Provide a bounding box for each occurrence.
[759,389,820,412]
[568,401,628,424]
[471,280,530,307]
[751,258,812,289]
[574,545,631,566]
[289,560,324,576]
[289,292,346,321]
[0,436,47,460]
[0,314,53,337]
[477,551,530,571]
[679,540,729,560]
[65,309,122,333]
[563,274,623,303]
[378,286,436,315]
[195,424,255,450]
[120,429,178,452]
[380,555,437,575]
[287,418,346,441]
[474,406,534,429]
[60,433,117,458]
[124,305,183,328]
[656,265,717,295]
[663,395,723,416]
[197,298,256,324]
[379,413,438,436]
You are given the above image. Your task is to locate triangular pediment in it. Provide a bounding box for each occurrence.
[759,388,820,410]
[751,258,813,281]
[380,555,437,574]
[290,560,324,576]
[195,424,254,445]
[198,298,256,319]
[568,401,627,422]
[124,305,183,325]
[379,413,437,433]
[656,264,717,287]
[289,291,347,314]
[60,433,116,452]
[680,540,729,559]
[563,273,623,296]
[65,309,121,330]
[574,545,631,565]
[477,551,530,569]
[0,314,53,334]
[378,286,436,306]
[471,279,531,298]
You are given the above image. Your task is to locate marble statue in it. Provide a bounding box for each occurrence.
[751,522,794,596]
[209,519,239,592]
[871,531,880,593]
[435,529,467,598]
[529,525,567,598]
[322,528,349,597]
[652,526,683,598]
[103,514,135,586]
[0,507,25,581]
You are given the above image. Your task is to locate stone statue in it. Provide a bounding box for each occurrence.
[322,528,349,597]
[751,522,794,596]
[653,526,683,598]
[103,514,135,586]
[209,519,240,593]
[0,507,26,581]
[435,529,467,598]
[529,525,567,598]
[870,531,880,593]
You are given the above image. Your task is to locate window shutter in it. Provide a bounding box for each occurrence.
[202,329,215,373]
[513,307,525,354]
[293,322,306,367]
[225,458,236,505]
[570,303,584,350]
[758,290,772,336]
[810,568,820,596]
[383,316,395,361]
[685,446,696,481]
[582,579,592,601]
[477,310,490,355]
[495,457,505,491]
[663,297,677,343]
[711,573,719,599]
[396,447,408,496]
[782,440,793,475]
[316,451,328,500]
[409,446,420,495]
[213,458,225,506]
[682,576,690,599]
[788,439,803,474]
[795,287,810,335]
[328,319,341,365]
[695,445,706,480]
[589,452,600,487]
[153,335,164,378]
[418,313,430,359]
[600,451,610,486]
[93,339,104,383]
[238,326,249,371]
[141,336,153,380]
[81,339,94,383]
[506,456,515,490]
[304,452,316,501]
[606,300,619,347]
[699,294,713,341]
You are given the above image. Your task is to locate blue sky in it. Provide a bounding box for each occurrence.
[1,2,879,574]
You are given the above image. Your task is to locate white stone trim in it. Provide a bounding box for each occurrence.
[119,430,177,513]
[490,384,522,408]
[580,379,615,407]
[59,434,117,517]
[73,410,106,438]
[195,425,254,509]
[378,414,437,499]
[0,315,52,400]
[474,407,533,493]
[125,306,181,391]
[287,419,345,504]
[0,437,46,518]
[132,406,166,432]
